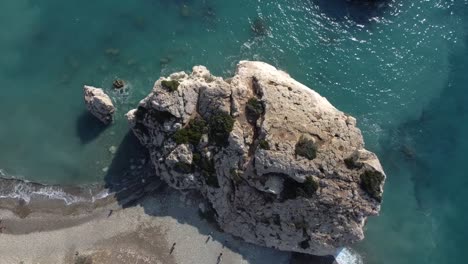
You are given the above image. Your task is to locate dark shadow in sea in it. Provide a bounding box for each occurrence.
[76,111,108,144]
[311,0,391,25]
[290,253,337,264]
[103,132,160,207]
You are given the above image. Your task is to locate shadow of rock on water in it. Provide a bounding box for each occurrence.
[103,132,162,208]
[290,253,337,264]
[76,111,108,144]
[103,132,336,263]
[312,0,391,25]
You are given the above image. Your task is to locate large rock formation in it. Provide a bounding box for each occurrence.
[126,61,385,255]
[83,85,115,125]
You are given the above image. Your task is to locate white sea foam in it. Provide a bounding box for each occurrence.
[92,188,112,202]
[0,180,86,205]
[335,248,364,264]
[31,186,87,205]
[0,170,112,205]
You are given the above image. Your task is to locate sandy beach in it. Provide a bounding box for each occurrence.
[0,186,296,264]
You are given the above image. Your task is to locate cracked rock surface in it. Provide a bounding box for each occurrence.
[126,61,386,255]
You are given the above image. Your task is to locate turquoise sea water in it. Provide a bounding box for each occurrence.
[0,0,467,263]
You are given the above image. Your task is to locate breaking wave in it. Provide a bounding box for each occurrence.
[0,173,109,205]
[335,248,364,264]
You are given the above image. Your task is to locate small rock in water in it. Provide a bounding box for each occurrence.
[83,85,115,125]
[108,146,117,155]
[67,56,80,69]
[251,17,269,36]
[127,59,137,66]
[102,167,109,173]
[113,79,125,89]
[105,48,120,57]
[59,74,71,85]
[133,16,147,30]
[180,4,191,17]
[160,57,171,65]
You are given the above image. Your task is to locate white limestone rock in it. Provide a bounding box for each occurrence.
[83,85,115,125]
[127,61,386,256]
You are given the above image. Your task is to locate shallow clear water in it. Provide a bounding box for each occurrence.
[0,0,467,263]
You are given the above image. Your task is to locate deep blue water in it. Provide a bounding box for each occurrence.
[0,0,467,263]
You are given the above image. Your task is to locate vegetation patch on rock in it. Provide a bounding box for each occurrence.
[230,168,243,183]
[360,170,384,202]
[174,162,193,174]
[193,153,219,188]
[246,97,264,124]
[208,112,235,147]
[295,135,317,160]
[344,156,357,169]
[161,79,180,92]
[173,117,207,145]
[259,139,270,150]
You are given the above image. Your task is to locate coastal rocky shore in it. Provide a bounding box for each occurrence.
[126,61,386,255]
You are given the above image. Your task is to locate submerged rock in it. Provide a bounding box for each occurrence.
[251,17,269,37]
[113,79,125,89]
[83,85,115,125]
[126,61,386,255]
[180,4,191,18]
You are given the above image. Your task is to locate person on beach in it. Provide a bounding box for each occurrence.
[206,231,213,243]
[216,253,223,264]
[170,242,177,254]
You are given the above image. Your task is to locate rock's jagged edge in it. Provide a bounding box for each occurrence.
[126,61,386,256]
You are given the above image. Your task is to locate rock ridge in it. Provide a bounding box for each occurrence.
[126,61,386,255]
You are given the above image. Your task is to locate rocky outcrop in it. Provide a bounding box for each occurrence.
[83,85,115,125]
[126,61,386,255]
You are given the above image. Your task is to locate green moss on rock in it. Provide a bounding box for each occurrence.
[245,97,264,124]
[259,139,270,150]
[192,153,219,188]
[304,176,319,195]
[344,157,356,169]
[360,170,384,202]
[173,117,207,145]
[161,79,180,92]
[208,112,235,147]
[295,135,317,160]
[230,168,242,183]
[174,162,193,174]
